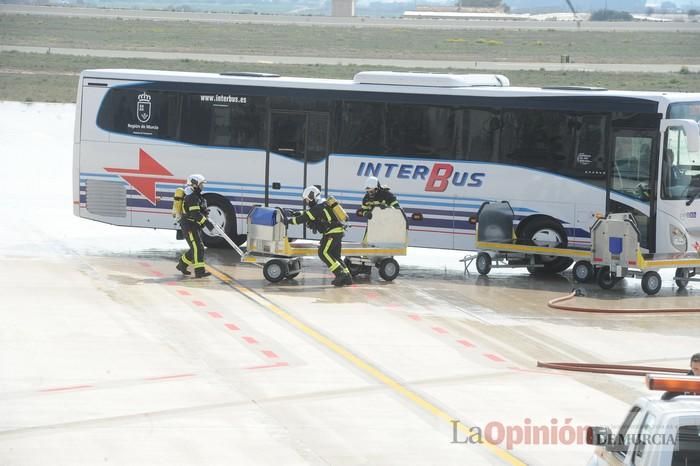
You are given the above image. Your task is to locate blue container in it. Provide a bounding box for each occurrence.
[250,207,278,226]
[609,237,623,255]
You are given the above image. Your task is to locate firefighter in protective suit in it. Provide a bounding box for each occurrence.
[289,186,353,287]
[356,176,400,220]
[176,174,213,278]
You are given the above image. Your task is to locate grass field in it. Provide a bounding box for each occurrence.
[2,51,699,103]
[0,13,699,103]
[1,14,699,64]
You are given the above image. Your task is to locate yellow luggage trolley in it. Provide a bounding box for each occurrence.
[472,201,593,280]
[242,206,408,283]
[473,201,700,295]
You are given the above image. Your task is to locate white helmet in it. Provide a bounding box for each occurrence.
[302,185,321,204]
[187,174,206,190]
[364,176,379,191]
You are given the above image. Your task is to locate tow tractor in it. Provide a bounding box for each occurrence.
[239,206,408,283]
[472,201,700,295]
[585,375,700,466]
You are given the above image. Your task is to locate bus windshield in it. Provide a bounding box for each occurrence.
[663,102,700,200]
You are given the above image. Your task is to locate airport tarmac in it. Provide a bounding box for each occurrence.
[1,101,699,465]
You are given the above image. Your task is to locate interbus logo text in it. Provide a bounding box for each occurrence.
[356,162,485,192]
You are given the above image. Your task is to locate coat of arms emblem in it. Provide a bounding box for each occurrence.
[137,92,152,123]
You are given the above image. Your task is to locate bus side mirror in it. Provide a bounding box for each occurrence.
[662,119,700,153]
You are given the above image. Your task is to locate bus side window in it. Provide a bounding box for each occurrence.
[337,101,387,156]
[385,103,456,159]
[180,93,266,149]
[569,114,608,188]
[500,109,573,171]
[461,108,499,162]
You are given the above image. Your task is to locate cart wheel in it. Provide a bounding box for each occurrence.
[344,257,363,277]
[597,266,618,290]
[378,258,400,281]
[286,259,301,279]
[263,259,288,283]
[476,252,492,276]
[573,260,594,283]
[641,271,662,296]
[675,268,690,289]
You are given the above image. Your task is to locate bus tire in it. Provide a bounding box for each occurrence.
[519,218,573,274]
[202,193,238,248]
[641,271,662,296]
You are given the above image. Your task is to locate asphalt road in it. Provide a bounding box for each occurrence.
[2,44,697,73]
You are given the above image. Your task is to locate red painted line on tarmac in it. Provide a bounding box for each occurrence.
[243,336,258,344]
[225,323,240,331]
[138,262,151,267]
[365,291,379,299]
[386,303,400,308]
[245,362,289,370]
[408,314,421,321]
[208,311,223,319]
[432,326,448,334]
[151,270,164,277]
[176,289,191,296]
[166,281,178,286]
[457,339,475,348]
[484,353,506,363]
[144,373,195,381]
[262,350,279,359]
[192,300,206,307]
[39,384,93,393]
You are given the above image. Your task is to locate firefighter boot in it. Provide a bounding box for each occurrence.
[176,260,191,276]
[332,270,344,287]
[194,268,212,278]
[341,271,353,286]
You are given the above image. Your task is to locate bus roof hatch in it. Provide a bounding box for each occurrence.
[353,71,510,88]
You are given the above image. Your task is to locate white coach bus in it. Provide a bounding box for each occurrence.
[73,69,700,273]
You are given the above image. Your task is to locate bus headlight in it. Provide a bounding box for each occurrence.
[669,225,688,252]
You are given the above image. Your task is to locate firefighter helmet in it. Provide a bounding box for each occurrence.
[364,176,379,191]
[187,174,206,190]
[302,185,321,204]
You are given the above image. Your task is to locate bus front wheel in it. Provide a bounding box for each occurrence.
[520,218,573,275]
[202,194,239,248]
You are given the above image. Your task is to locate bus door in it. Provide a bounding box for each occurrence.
[608,128,657,251]
[267,111,329,239]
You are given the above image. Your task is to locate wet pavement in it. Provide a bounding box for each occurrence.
[1,102,699,465]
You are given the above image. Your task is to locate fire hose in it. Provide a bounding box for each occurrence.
[547,289,700,314]
[536,361,688,377]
